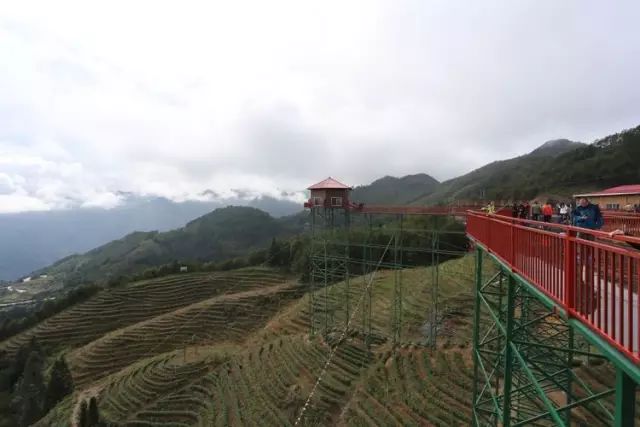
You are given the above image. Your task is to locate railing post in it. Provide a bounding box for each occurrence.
[485,214,491,248]
[564,230,576,314]
[510,220,515,266]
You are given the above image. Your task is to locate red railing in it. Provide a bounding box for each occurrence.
[358,205,475,215]
[467,212,640,364]
[602,213,640,236]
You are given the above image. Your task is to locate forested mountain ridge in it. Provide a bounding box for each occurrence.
[33,206,305,288]
[0,195,301,281]
[416,125,640,203]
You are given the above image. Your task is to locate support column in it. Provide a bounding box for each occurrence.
[615,369,636,427]
[472,247,483,426]
[565,326,574,426]
[501,274,516,427]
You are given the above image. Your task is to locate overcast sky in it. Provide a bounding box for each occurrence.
[1,1,639,213]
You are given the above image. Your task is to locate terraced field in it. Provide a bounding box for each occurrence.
[0,267,288,356]
[343,350,474,426]
[266,255,479,348]
[31,254,638,426]
[69,283,302,386]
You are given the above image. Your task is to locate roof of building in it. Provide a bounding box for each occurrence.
[307,177,352,190]
[574,184,640,198]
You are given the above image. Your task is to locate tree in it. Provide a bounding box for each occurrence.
[10,337,43,389]
[78,400,88,427]
[12,351,46,427]
[268,237,279,266]
[87,396,100,426]
[45,357,74,411]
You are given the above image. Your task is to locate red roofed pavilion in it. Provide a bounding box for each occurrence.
[306,177,352,208]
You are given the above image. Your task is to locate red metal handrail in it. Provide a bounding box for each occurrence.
[467,211,640,364]
[602,213,640,236]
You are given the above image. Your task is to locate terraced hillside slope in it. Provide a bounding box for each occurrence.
[8,256,638,426]
[0,267,291,358]
[28,256,482,426]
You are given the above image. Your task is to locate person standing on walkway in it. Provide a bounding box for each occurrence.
[512,202,519,218]
[542,201,553,222]
[484,201,496,214]
[559,203,569,223]
[521,201,530,219]
[571,197,605,316]
[572,197,604,238]
[531,201,541,221]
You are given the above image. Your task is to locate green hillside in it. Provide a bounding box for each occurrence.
[35,206,305,287]
[418,125,640,203]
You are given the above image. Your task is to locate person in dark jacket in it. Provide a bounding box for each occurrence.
[512,202,519,218]
[520,201,530,219]
[572,197,604,239]
[572,197,605,316]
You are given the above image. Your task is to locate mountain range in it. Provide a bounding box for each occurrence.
[0,195,300,281]
[2,124,639,283]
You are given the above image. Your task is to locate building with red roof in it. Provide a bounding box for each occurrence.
[574,185,640,210]
[306,177,352,208]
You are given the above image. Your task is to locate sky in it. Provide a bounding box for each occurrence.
[1,1,639,214]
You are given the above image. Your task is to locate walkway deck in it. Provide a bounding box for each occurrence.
[467,211,640,364]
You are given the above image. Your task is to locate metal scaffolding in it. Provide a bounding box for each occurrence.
[307,205,468,350]
[473,248,639,426]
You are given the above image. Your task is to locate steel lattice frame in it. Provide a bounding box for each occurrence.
[307,206,467,349]
[473,247,639,427]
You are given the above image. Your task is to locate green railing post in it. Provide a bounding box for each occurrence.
[565,326,574,426]
[472,247,483,426]
[615,368,636,427]
[502,274,516,427]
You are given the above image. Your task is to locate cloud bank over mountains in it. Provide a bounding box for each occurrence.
[1,1,639,213]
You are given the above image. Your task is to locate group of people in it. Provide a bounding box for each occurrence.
[486,197,631,242]
[510,200,574,224]
[623,203,640,213]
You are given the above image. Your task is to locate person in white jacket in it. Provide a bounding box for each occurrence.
[559,203,569,223]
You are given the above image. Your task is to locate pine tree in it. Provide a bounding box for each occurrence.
[88,396,100,426]
[12,350,46,427]
[45,357,74,411]
[268,237,279,266]
[10,337,42,388]
[78,400,88,427]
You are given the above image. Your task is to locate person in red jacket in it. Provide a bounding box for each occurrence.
[542,201,553,222]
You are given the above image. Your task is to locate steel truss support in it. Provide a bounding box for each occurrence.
[308,207,468,352]
[392,214,404,346]
[472,247,638,426]
[308,207,351,339]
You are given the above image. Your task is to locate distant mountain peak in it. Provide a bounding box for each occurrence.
[351,173,440,204]
[370,173,439,185]
[529,139,585,157]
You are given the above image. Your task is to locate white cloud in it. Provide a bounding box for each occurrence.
[0,194,49,214]
[0,0,639,213]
